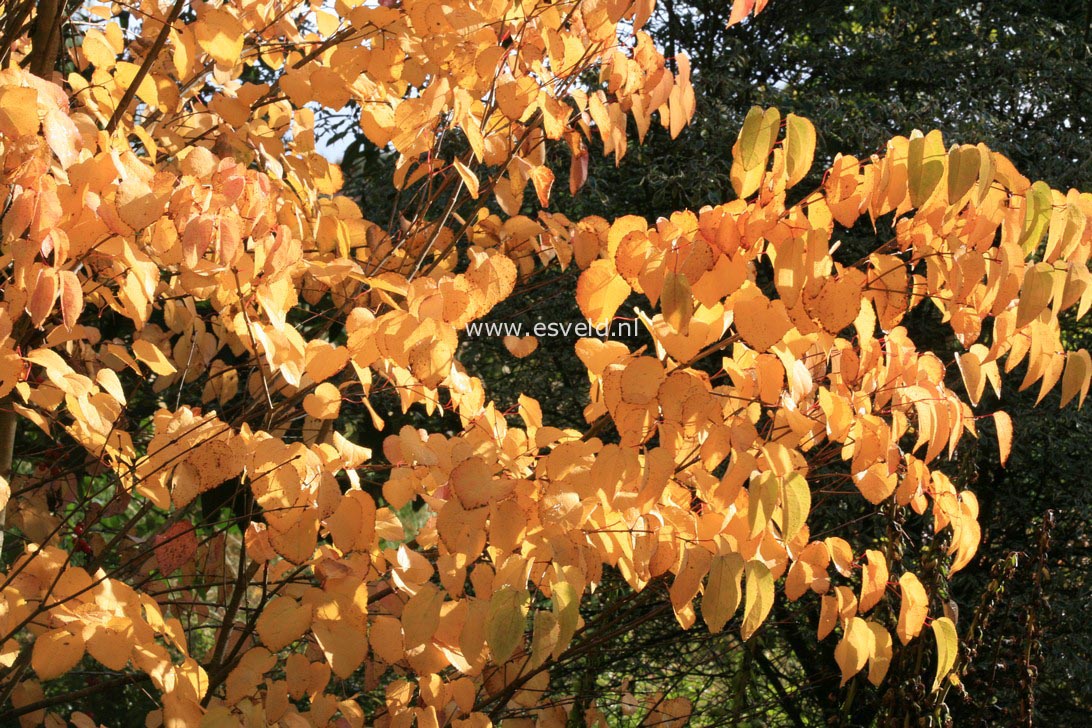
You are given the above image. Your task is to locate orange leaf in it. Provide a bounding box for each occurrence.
[58,270,83,330]
[154,521,198,575]
[0,86,39,138]
[256,597,313,652]
[303,382,342,420]
[835,617,874,686]
[733,289,793,352]
[859,550,888,613]
[576,259,631,328]
[32,629,85,680]
[503,335,538,358]
[897,572,928,644]
[993,410,1013,466]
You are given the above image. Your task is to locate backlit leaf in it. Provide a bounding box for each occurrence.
[780,472,810,543]
[930,616,959,692]
[835,617,873,686]
[32,629,85,680]
[897,572,928,645]
[487,587,527,664]
[703,553,744,634]
[740,561,774,641]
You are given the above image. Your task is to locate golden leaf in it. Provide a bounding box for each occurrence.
[195,7,245,68]
[897,572,928,645]
[740,561,773,641]
[487,587,527,664]
[858,550,888,613]
[930,616,959,692]
[257,597,313,652]
[32,629,85,680]
[835,617,874,686]
[702,553,744,634]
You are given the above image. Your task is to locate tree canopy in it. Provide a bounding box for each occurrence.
[0,1,1088,726]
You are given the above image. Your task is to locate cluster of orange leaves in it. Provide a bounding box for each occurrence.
[0,0,1088,725]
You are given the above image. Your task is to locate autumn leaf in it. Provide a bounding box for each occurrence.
[740,561,774,641]
[930,616,959,692]
[154,521,198,575]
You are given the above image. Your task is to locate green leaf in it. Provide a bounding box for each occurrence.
[487,587,528,665]
[748,471,779,538]
[738,106,780,171]
[784,114,816,189]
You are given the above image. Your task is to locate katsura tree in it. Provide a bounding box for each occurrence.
[0,0,1088,726]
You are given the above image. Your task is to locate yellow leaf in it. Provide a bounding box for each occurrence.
[670,544,712,620]
[907,130,945,207]
[824,537,855,577]
[32,629,85,680]
[897,572,928,645]
[946,144,979,204]
[58,270,82,331]
[740,561,773,641]
[748,471,779,538]
[551,581,579,658]
[780,472,810,543]
[975,142,996,203]
[313,619,367,679]
[930,616,959,692]
[113,62,160,108]
[733,289,793,352]
[325,489,376,553]
[452,158,480,199]
[196,7,245,67]
[731,153,766,199]
[487,587,527,664]
[402,583,444,650]
[531,165,555,207]
[1020,181,1053,255]
[835,617,874,686]
[27,268,57,328]
[81,28,117,70]
[132,339,176,376]
[737,106,780,171]
[784,114,816,189]
[495,77,537,121]
[702,553,744,634]
[809,270,865,334]
[955,349,985,406]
